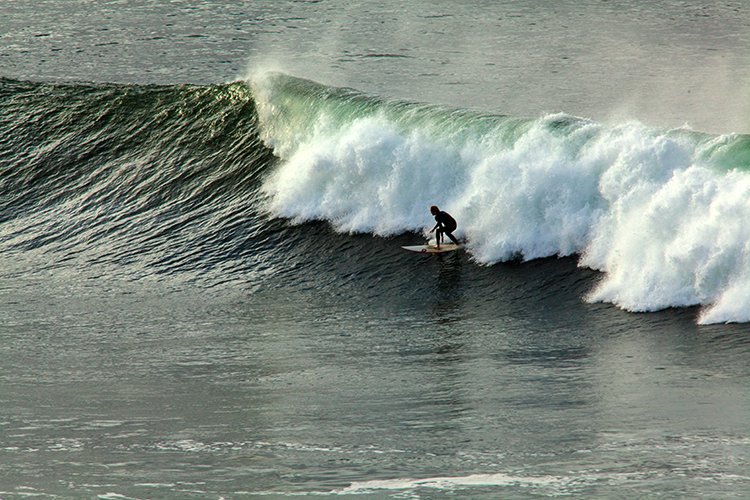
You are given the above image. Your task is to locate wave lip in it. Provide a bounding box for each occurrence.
[251,72,750,324]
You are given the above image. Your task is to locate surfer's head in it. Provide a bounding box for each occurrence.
[430,205,439,215]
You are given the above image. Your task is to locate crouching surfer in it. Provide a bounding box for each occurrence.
[429,205,459,248]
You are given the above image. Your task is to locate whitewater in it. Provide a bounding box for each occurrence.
[252,72,750,324]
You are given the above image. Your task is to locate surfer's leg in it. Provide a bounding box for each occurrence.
[443,222,459,245]
[435,228,443,248]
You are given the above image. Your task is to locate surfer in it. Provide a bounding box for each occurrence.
[429,205,459,248]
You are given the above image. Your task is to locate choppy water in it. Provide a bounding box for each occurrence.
[2,1,750,498]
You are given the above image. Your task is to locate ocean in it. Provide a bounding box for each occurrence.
[1,1,750,498]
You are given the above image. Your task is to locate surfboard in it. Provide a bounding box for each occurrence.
[402,243,462,254]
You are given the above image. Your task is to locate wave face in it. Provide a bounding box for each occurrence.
[252,73,750,324]
[0,78,277,283]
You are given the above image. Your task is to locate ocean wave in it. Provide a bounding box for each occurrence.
[4,74,750,323]
[251,72,750,324]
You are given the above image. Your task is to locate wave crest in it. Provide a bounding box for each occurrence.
[252,72,750,323]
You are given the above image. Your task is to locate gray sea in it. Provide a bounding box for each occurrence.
[1,1,750,498]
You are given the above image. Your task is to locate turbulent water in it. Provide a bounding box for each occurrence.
[252,72,750,324]
[2,1,750,498]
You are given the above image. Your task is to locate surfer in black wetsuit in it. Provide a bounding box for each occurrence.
[429,205,459,248]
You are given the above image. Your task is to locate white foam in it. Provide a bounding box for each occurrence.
[261,114,463,236]
[252,73,750,324]
[337,472,568,494]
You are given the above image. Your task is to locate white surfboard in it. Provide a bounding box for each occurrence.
[402,243,462,254]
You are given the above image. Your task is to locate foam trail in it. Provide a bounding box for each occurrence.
[251,72,750,324]
[336,472,571,495]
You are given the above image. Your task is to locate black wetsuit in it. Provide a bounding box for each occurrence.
[433,211,459,245]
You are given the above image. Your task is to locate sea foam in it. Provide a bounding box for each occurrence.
[252,72,750,324]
